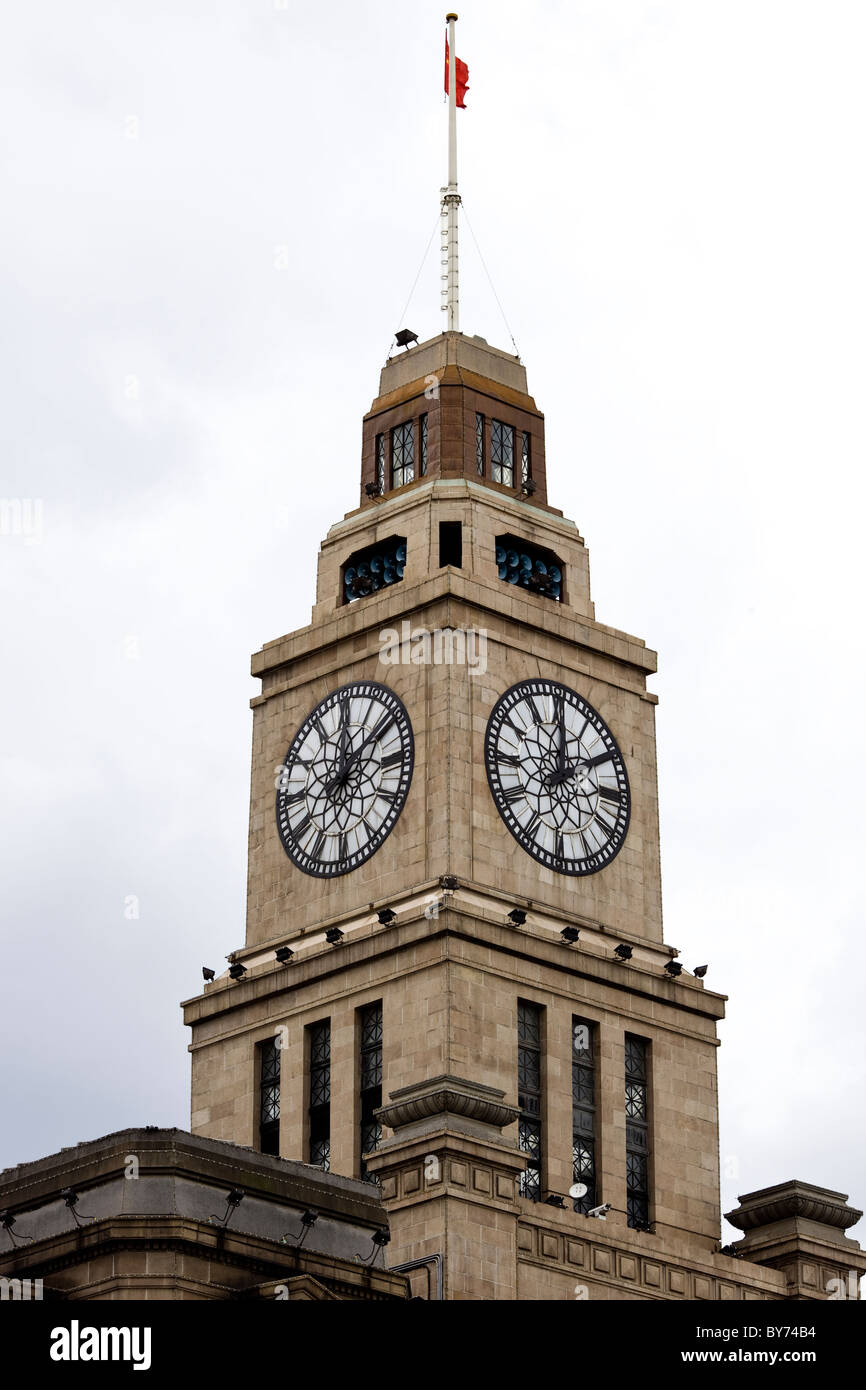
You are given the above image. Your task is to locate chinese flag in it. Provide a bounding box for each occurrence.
[444,37,469,108]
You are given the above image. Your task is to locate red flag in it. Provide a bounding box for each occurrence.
[444,37,469,109]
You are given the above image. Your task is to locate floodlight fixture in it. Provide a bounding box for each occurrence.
[275,946,294,964]
[561,926,580,944]
[202,966,216,982]
[395,328,419,350]
[507,908,527,926]
[325,927,344,945]
[613,944,633,962]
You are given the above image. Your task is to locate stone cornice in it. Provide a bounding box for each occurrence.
[376,1075,519,1133]
[726,1181,863,1234]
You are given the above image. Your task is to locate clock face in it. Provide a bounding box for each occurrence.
[485,679,630,876]
[276,681,414,878]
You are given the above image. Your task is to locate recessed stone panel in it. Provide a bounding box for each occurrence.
[643,1261,661,1288]
[472,1168,492,1195]
[593,1248,612,1274]
[695,1276,712,1300]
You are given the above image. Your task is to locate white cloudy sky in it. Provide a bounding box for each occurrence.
[1,1,864,1245]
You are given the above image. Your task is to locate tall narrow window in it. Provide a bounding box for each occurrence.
[476,412,485,474]
[438,520,462,568]
[491,420,515,486]
[308,1020,331,1171]
[625,1035,650,1228]
[571,1019,597,1214]
[391,421,414,488]
[258,1037,280,1156]
[359,1001,383,1179]
[517,1001,542,1200]
[521,430,531,483]
[375,433,385,494]
[419,413,428,476]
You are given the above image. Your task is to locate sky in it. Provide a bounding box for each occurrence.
[1,0,864,1247]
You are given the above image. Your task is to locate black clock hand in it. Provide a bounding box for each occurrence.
[330,711,394,790]
[554,694,566,772]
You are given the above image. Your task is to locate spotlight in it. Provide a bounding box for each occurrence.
[61,1189,89,1228]
[281,1208,319,1247]
[507,908,527,926]
[693,964,708,978]
[365,481,382,499]
[357,1228,391,1267]
[202,966,215,982]
[377,908,397,926]
[325,927,344,945]
[209,1189,245,1229]
[521,479,537,497]
[395,328,419,350]
[560,926,580,944]
[613,944,632,962]
[0,1210,33,1248]
[664,961,683,978]
[718,1242,742,1258]
[275,946,294,964]
[229,963,247,981]
[544,1193,567,1209]
[440,875,458,891]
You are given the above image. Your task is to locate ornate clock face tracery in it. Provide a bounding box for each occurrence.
[485,679,630,876]
[276,681,414,878]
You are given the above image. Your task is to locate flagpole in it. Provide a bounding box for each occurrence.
[441,12,460,332]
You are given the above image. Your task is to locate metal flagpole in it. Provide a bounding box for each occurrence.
[441,12,460,332]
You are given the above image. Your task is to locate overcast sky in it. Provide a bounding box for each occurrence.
[1,1,864,1246]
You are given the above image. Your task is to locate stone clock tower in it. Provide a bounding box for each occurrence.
[181,20,865,1299]
[180,325,866,1300]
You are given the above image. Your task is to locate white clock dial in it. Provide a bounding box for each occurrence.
[276,681,414,878]
[485,679,630,876]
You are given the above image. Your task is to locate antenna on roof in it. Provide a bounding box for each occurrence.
[441,13,466,332]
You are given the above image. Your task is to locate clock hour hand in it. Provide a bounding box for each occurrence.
[328,711,394,791]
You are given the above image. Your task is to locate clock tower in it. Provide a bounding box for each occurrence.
[181,18,866,1301]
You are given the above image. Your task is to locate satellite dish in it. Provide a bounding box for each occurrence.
[569,1182,588,1200]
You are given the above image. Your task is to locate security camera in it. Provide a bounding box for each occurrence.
[587,1203,611,1219]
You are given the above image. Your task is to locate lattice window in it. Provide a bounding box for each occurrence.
[476,412,485,475]
[359,1001,383,1179]
[258,1037,280,1157]
[391,421,415,489]
[572,1018,597,1213]
[625,1034,650,1228]
[491,419,515,487]
[521,430,531,483]
[308,1020,331,1171]
[376,434,385,494]
[517,1000,543,1201]
[420,413,428,476]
